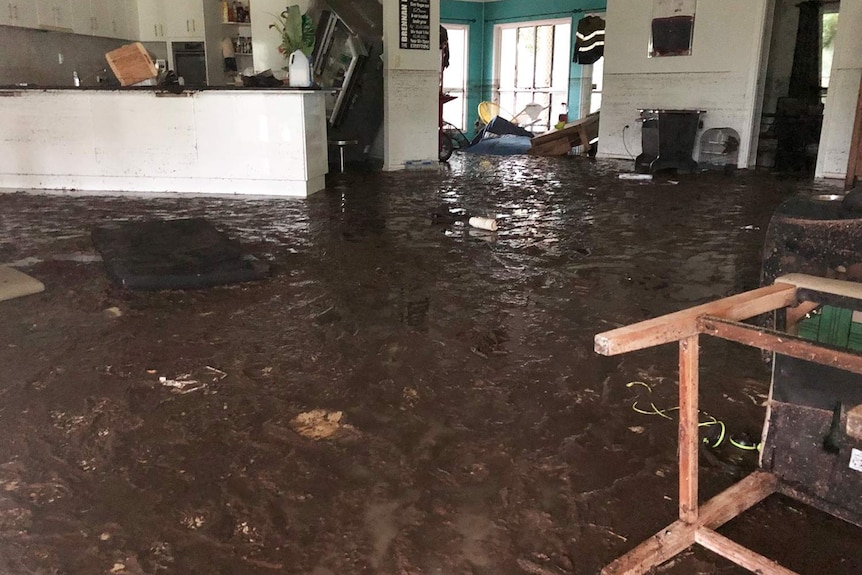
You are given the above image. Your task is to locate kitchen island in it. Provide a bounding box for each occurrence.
[0,87,328,198]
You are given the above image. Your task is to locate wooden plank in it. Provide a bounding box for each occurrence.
[697,471,778,529]
[786,300,819,333]
[601,519,697,575]
[579,126,592,153]
[697,316,862,376]
[530,137,573,156]
[602,472,777,575]
[595,283,797,356]
[531,112,599,146]
[678,336,699,523]
[846,73,862,190]
[778,273,862,303]
[695,528,801,575]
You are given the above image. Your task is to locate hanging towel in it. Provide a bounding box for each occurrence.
[573,15,605,65]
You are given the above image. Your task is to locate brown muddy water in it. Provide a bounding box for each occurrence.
[0,155,859,575]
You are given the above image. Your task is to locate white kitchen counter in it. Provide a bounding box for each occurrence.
[0,88,328,197]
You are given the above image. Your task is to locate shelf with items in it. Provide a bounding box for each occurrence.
[220,1,250,25]
[231,36,253,56]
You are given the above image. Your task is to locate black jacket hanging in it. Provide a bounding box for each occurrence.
[573,15,605,65]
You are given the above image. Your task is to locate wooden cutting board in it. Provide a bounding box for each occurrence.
[105,42,158,87]
[0,266,44,302]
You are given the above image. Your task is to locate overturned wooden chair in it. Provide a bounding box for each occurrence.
[530,112,600,156]
[595,273,862,575]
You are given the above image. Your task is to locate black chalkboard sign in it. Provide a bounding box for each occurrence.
[399,0,431,50]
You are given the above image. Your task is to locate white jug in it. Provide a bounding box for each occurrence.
[288,50,311,88]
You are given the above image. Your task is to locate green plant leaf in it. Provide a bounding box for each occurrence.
[272,5,316,57]
[285,5,302,52]
[301,14,316,56]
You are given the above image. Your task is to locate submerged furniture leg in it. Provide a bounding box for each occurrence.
[329,139,358,173]
[601,472,780,575]
[679,335,699,522]
[578,126,590,154]
[696,529,801,575]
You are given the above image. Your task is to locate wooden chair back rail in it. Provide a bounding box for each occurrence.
[594,282,797,356]
[698,315,862,376]
[595,277,862,575]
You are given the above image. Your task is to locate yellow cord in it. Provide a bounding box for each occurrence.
[729,437,762,452]
[626,381,748,451]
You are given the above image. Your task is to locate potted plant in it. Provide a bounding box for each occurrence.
[269,5,316,87]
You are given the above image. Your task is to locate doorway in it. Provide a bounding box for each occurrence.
[758,0,840,172]
[493,18,572,133]
[442,23,469,132]
[579,55,604,117]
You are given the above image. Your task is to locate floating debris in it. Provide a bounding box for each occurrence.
[289,409,352,440]
[468,216,499,231]
[159,375,206,395]
[618,173,653,181]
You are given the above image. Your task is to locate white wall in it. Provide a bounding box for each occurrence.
[382,0,440,171]
[815,2,862,180]
[251,0,312,74]
[597,0,772,169]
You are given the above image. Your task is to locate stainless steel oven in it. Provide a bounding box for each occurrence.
[172,42,208,86]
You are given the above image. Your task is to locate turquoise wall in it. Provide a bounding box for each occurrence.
[441,0,607,136]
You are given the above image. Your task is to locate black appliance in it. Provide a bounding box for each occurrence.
[172,41,208,86]
[309,3,384,166]
[313,11,370,127]
[635,109,705,174]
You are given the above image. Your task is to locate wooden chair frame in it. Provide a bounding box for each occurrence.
[594,274,862,575]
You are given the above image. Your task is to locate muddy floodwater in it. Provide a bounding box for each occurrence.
[0,155,859,575]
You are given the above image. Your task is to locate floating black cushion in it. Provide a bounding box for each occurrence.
[92,218,269,291]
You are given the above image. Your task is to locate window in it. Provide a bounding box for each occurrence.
[495,19,571,133]
[442,24,469,131]
[649,0,696,58]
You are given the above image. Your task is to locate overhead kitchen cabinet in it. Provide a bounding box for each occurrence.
[111,0,139,40]
[74,0,138,38]
[0,1,38,28]
[165,0,204,40]
[37,0,73,30]
[137,0,203,41]
[72,0,111,36]
[137,0,166,40]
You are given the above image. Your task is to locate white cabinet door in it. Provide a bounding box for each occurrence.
[112,0,138,39]
[37,0,73,29]
[0,2,13,25]
[0,2,39,27]
[71,0,92,34]
[165,0,203,39]
[91,0,112,36]
[72,0,94,35]
[137,0,165,40]
[73,0,114,36]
